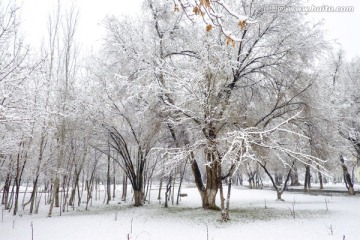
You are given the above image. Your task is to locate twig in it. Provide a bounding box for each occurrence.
[31,222,34,240]
[206,223,209,240]
[288,198,296,219]
[326,224,335,235]
[325,198,329,211]
[264,198,267,209]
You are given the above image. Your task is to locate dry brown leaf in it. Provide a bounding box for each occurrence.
[174,4,180,12]
[193,6,200,15]
[226,36,236,47]
[206,24,213,32]
[226,36,232,45]
[205,0,211,9]
[238,20,247,30]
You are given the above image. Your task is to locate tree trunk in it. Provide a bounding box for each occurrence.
[69,168,80,207]
[121,175,127,201]
[203,188,218,209]
[176,162,186,205]
[29,178,39,214]
[290,165,300,186]
[304,165,311,192]
[7,181,15,211]
[106,156,111,204]
[221,177,232,221]
[77,179,82,207]
[340,155,355,195]
[2,174,11,208]
[133,190,144,207]
[13,177,20,216]
[112,160,116,199]
[189,154,206,204]
[164,176,172,208]
[258,161,293,201]
[48,181,56,217]
[157,177,163,202]
[317,165,323,190]
[203,159,220,210]
[54,177,60,207]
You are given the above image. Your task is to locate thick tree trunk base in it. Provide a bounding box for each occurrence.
[202,189,221,210]
[202,189,220,210]
[348,187,355,195]
[133,190,144,207]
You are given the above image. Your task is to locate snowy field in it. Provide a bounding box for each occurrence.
[1,184,359,240]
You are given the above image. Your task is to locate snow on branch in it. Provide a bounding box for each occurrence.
[218,111,329,178]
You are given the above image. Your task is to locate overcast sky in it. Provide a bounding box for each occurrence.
[20,0,142,51]
[19,0,360,59]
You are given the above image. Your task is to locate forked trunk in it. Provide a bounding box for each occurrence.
[202,188,218,209]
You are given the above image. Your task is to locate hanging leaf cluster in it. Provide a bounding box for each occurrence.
[174,4,180,12]
[226,36,236,47]
[238,20,247,30]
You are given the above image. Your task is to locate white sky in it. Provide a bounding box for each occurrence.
[19,0,360,59]
[20,0,143,51]
[305,0,360,59]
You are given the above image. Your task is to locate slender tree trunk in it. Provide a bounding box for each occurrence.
[106,156,111,204]
[304,165,311,192]
[13,177,20,216]
[190,156,207,207]
[157,177,163,202]
[317,165,323,190]
[176,161,187,205]
[69,168,80,207]
[7,181,15,211]
[112,160,116,199]
[14,148,28,216]
[340,155,355,195]
[171,176,175,205]
[122,175,127,201]
[2,174,11,207]
[77,179,81,207]
[221,177,232,221]
[48,176,60,217]
[164,176,172,208]
[29,178,38,214]
[34,191,42,214]
[54,177,60,207]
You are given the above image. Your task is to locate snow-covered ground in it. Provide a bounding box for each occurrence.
[1,184,359,240]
